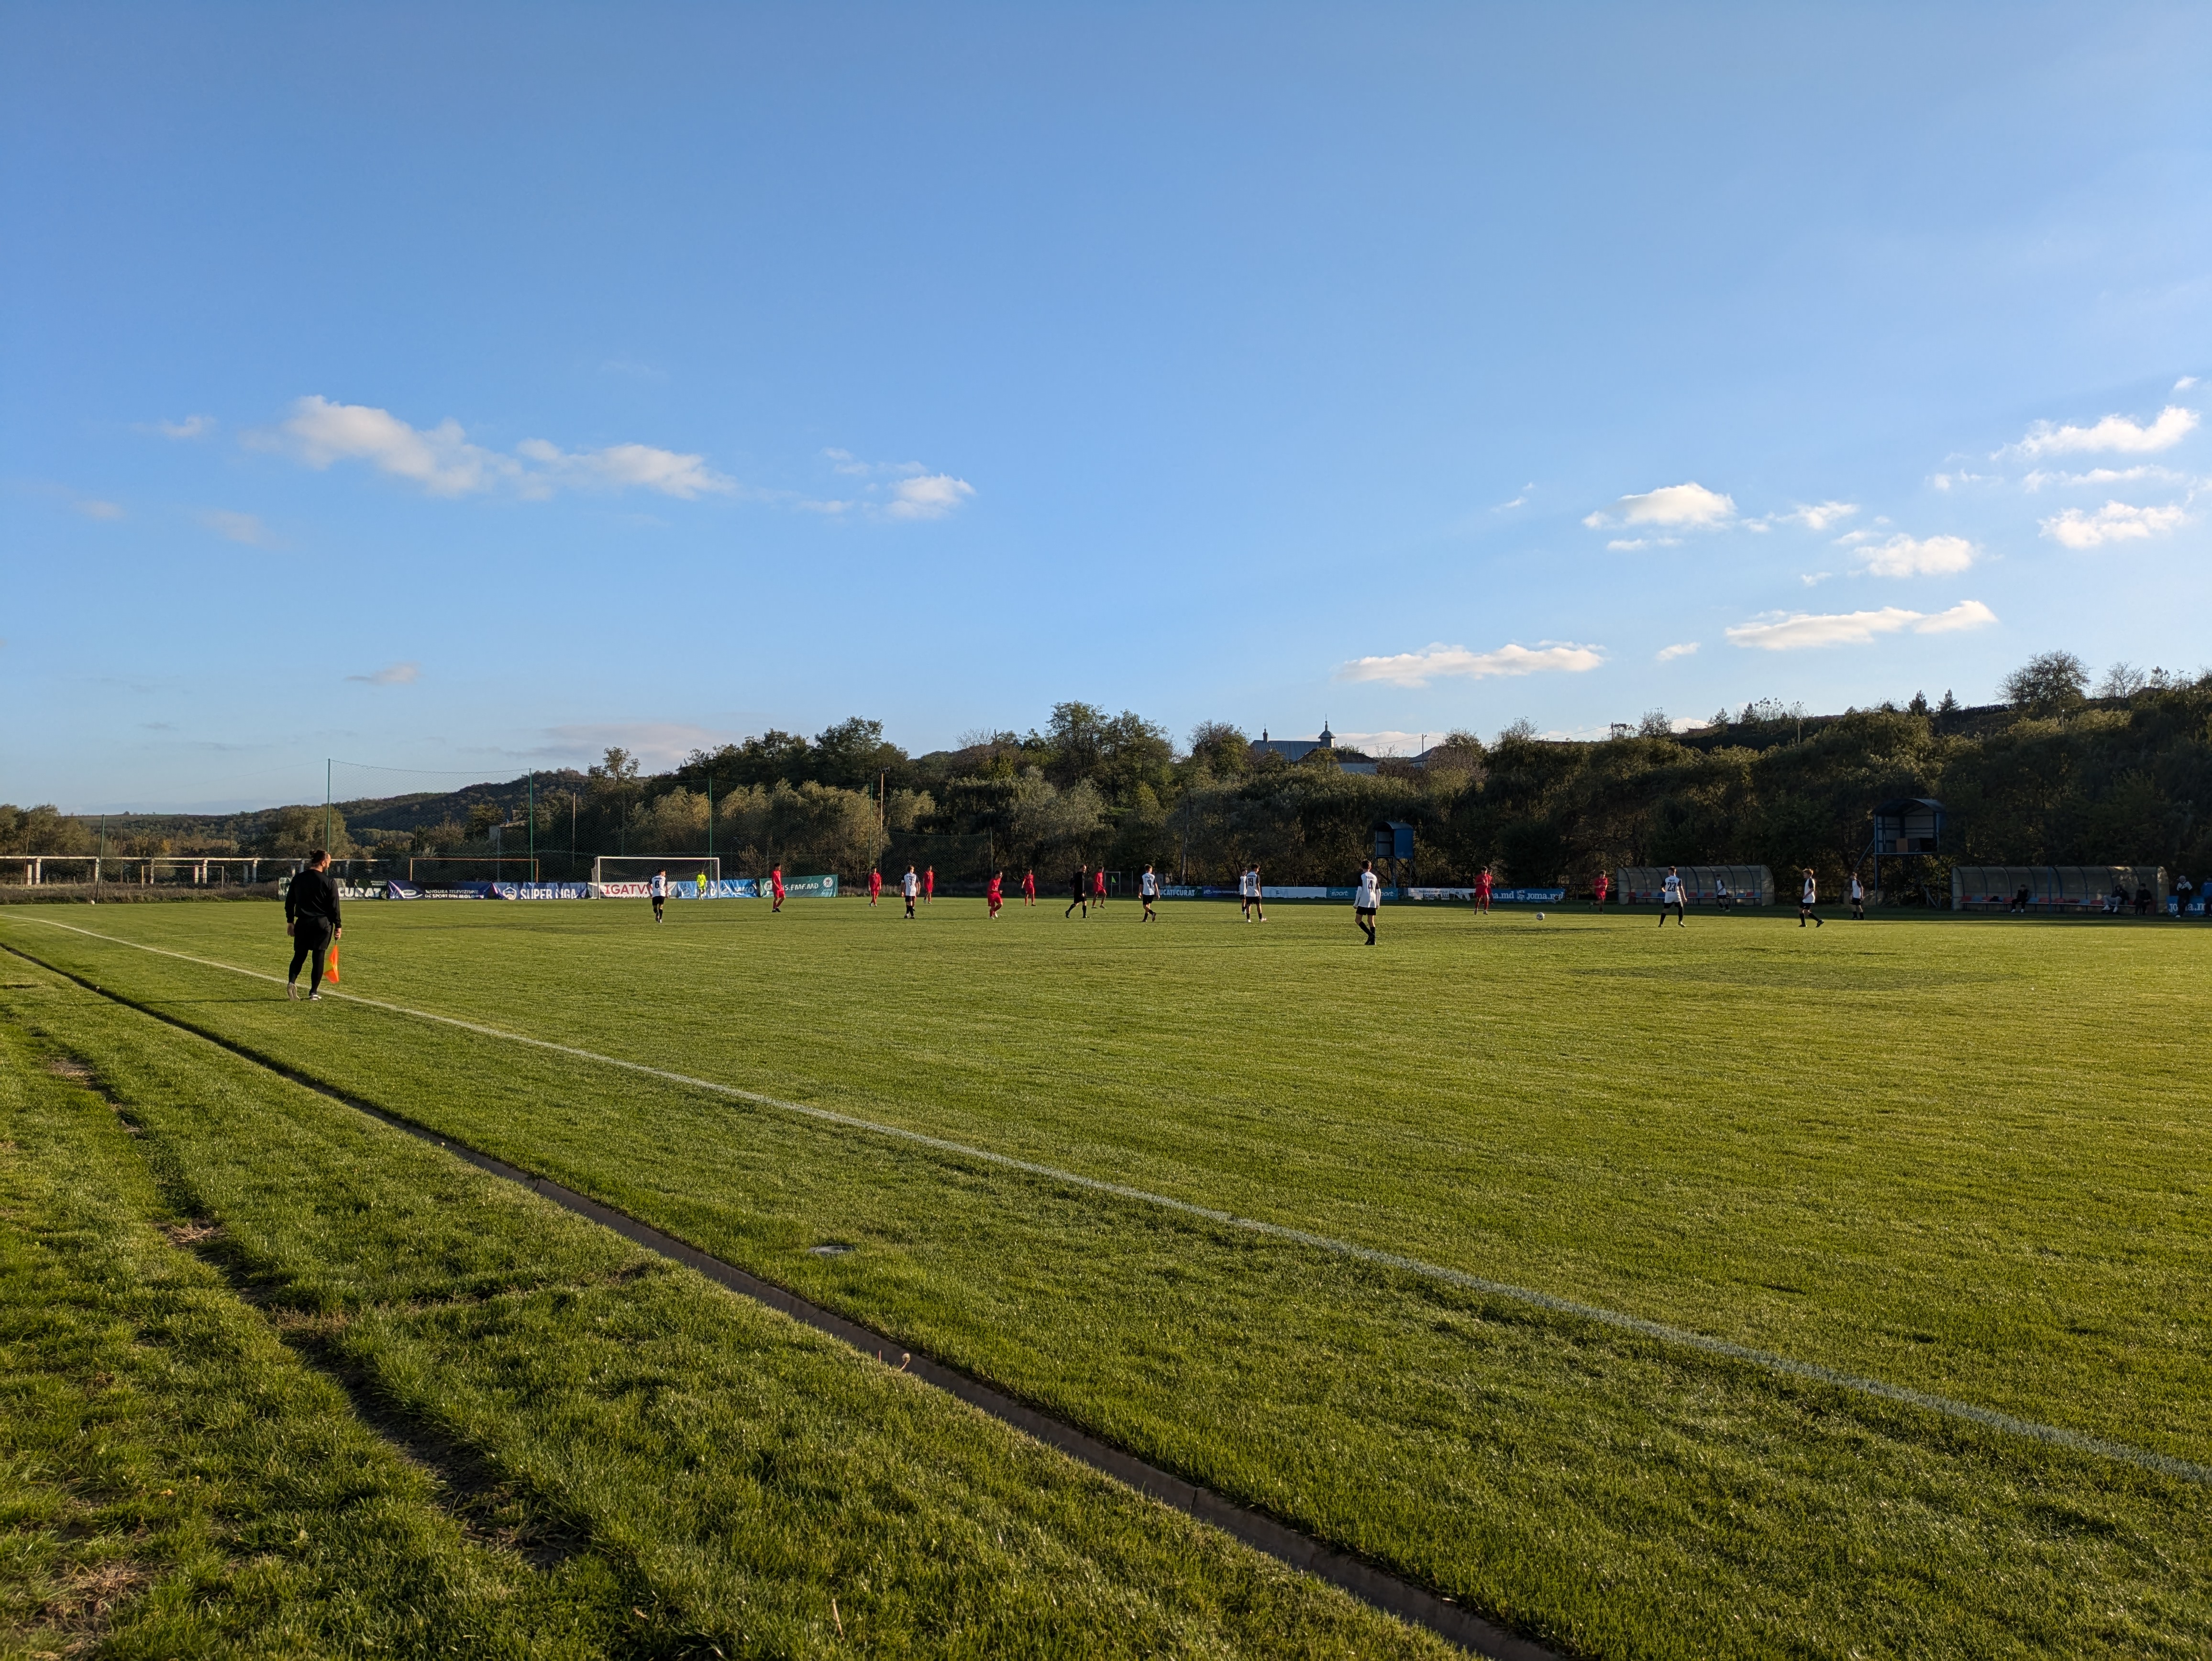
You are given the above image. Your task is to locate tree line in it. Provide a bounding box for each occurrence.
[8,654,2209,895]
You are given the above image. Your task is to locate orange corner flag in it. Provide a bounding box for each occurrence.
[323,944,340,985]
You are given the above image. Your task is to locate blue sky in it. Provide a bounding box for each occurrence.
[5,2,2209,811]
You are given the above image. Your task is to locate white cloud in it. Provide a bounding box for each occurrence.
[809,451,975,520]
[346,661,420,686]
[2178,376,2199,391]
[1492,484,1534,511]
[2008,405,2199,458]
[885,473,975,520]
[513,438,732,499]
[256,396,733,500]
[76,498,124,520]
[262,396,511,496]
[1337,641,1606,687]
[199,509,276,547]
[1725,600,1997,651]
[1655,642,1700,662]
[2023,464,2189,492]
[1329,729,1432,755]
[1751,500,1858,532]
[155,415,214,440]
[1929,470,1998,491]
[1800,571,1834,586]
[1606,535,1681,551]
[1856,532,1978,577]
[2039,500,2188,549]
[534,720,739,769]
[1584,481,1735,530]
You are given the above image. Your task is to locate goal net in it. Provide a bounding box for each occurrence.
[592,855,721,890]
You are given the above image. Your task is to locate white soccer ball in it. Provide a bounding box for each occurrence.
[1534,911,1545,920]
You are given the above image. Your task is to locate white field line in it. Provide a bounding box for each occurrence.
[16,914,2209,1488]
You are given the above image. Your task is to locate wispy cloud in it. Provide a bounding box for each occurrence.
[199,509,276,547]
[886,474,975,520]
[1855,532,1978,577]
[513,439,732,499]
[1750,500,1858,533]
[533,720,739,769]
[2022,464,2190,492]
[807,450,976,520]
[1583,482,1735,531]
[346,661,420,686]
[1655,642,1699,662]
[1929,470,1996,491]
[1725,600,1996,651]
[2178,376,2199,392]
[75,498,125,520]
[1492,483,1534,511]
[253,397,733,500]
[151,414,215,440]
[2007,405,2199,458]
[1338,641,1605,687]
[2040,501,2188,549]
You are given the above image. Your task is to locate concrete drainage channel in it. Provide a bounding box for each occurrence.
[3,943,1557,1661]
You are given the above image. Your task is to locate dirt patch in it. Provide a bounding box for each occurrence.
[36,1557,153,1651]
[159,1220,223,1247]
[44,1057,93,1082]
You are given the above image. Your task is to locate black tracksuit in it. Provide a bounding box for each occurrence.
[285,867,343,990]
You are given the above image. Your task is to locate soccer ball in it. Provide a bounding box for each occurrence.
[1534,911,1545,920]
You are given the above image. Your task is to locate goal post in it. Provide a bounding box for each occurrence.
[591,855,721,887]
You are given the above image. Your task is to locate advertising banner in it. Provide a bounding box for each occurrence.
[1405,886,1565,903]
[781,875,840,898]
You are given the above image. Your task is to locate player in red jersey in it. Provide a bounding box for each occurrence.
[869,867,883,907]
[924,865,935,904]
[1591,871,1609,912]
[1022,869,1036,906]
[1093,866,1107,908]
[987,870,1004,919]
[1474,866,1493,915]
[770,864,786,913]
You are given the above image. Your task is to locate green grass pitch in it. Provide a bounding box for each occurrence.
[3,894,2208,1658]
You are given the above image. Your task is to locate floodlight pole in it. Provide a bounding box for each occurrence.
[706,772,714,858]
[324,759,332,856]
[527,771,535,875]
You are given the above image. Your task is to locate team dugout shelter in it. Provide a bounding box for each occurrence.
[1614,865,1775,907]
[1950,865,2168,914]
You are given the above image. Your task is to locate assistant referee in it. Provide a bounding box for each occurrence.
[285,850,343,1000]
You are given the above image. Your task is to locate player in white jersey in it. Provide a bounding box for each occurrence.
[1353,860,1381,945]
[1240,866,1265,922]
[1849,872,1865,919]
[1139,864,1160,922]
[650,868,668,922]
[1799,868,1823,927]
[1659,865,1686,927]
[901,865,920,919]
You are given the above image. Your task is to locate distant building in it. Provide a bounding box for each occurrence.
[1252,722,1378,774]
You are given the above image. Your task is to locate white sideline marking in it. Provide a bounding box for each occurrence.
[15,914,2210,1488]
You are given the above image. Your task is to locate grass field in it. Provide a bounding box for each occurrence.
[3,894,2208,1658]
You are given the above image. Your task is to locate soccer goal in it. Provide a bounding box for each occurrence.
[590,856,721,887]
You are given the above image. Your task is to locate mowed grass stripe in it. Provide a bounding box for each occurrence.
[11,913,2205,1488]
[1,962,1459,1659]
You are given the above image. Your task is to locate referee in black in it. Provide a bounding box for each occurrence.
[285,849,343,1001]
